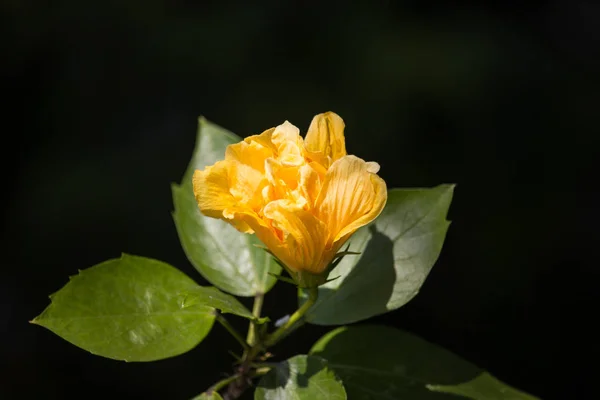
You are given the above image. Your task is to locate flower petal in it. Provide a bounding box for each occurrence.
[225,128,275,173]
[298,163,323,209]
[315,155,388,244]
[192,160,266,233]
[271,121,304,166]
[256,200,332,274]
[304,112,347,166]
[192,161,234,218]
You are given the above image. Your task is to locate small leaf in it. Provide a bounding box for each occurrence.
[31,254,215,362]
[255,355,346,400]
[172,117,281,297]
[183,286,264,322]
[301,184,455,325]
[191,392,224,400]
[310,325,539,400]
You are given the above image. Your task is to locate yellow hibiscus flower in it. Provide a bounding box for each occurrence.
[192,112,387,287]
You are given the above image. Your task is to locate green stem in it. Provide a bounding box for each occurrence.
[210,287,319,399]
[216,313,250,352]
[246,293,264,346]
[264,287,318,348]
[208,374,240,394]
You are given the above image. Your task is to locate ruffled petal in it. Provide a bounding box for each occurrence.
[257,199,331,274]
[225,128,275,173]
[192,161,235,218]
[248,127,277,151]
[227,161,268,211]
[298,163,323,210]
[271,121,304,166]
[315,155,387,244]
[192,160,266,233]
[304,112,347,167]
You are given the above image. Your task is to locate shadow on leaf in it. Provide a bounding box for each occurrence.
[307,224,397,324]
[256,355,325,390]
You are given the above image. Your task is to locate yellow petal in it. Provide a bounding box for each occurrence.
[248,127,277,151]
[298,163,323,209]
[265,157,301,191]
[315,155,388,244]
[271,121,304,166]
[227,161,267,210]
[192,161,234,218]
[192,160,266,233]
[304,112,347,166]
[225,128,275,173]
[256,199,332,274]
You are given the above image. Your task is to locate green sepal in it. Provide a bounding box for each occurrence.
[259,243,359,289]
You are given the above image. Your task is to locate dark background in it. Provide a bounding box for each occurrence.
[2,1,599,399]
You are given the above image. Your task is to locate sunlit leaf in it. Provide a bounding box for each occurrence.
[31,254,215,362]
[255,355,346,400]
[182,285,262,321]
[172,117,280,296]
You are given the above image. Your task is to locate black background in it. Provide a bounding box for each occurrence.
[3,1,599,399]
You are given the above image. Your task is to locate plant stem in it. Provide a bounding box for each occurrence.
[263,286,318,348]
[208,287,319,399]
[246,293,264,346]
[215,313,250,352]
[208,374,240,394]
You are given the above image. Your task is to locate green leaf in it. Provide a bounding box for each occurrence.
[31,254,215,362]
[182,285,264,322]
[191,392,224,400]
[310,325,539,400]
[302,184,455,325]
[255,355,346,400]
[172,117,281,297]
[427,373,539,400]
